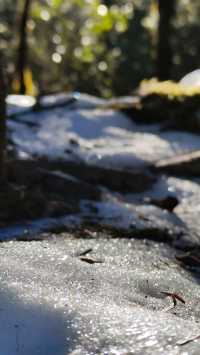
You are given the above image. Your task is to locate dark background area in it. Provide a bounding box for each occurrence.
[1,0,200,98]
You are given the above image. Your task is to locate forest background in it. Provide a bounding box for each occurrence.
[1,0,199,98]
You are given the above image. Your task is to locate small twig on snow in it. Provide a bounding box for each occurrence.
[161,291,185,308]
[80,257,103,264]
[177,334,200,346]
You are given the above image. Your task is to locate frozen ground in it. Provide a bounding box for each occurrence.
[2,93,200,354]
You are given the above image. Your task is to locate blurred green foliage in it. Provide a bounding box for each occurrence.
[0,0,200,97]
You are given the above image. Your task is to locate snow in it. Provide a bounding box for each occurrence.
[126,175,200,203]
[0,215,81,241]
[180,69,200,87]
[8,93,200,169]
[0,238,199,354]
[7,92,200,238]
[0,195,184,242]
[80,199,184,234]
[9,106,145,168]
[6,95,36,115]
[40,92,107,109]
[0,290,69,355]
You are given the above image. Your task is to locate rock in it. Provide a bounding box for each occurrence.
[0,160,102,226]
[9,158,156,193]
[144,195,179,212]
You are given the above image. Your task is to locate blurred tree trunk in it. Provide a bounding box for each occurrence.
[102,0,113,5]
[0,56,7,180]
[156,0,176,80]
[17,0,31,94]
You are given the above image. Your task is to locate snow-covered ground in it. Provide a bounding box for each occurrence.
[3,93,200,354]
[8,93,200,168]
[1,237,200,355]
[6,93,200,238]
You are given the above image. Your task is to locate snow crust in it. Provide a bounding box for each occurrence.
[0,238,199,354]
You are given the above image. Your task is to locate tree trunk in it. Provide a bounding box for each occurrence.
[156,0,176,80]
[0,56,7,179]
[17,0,31,94]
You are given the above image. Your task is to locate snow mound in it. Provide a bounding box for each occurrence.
[180,69,200,87]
